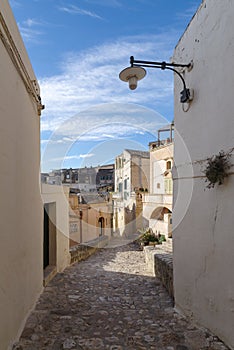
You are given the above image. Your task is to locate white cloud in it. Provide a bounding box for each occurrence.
[39,32,177,135]
[18,23,43,43]
[17,17,47,43]
[64,154,95,160]
[84,0,122,7]
[23,18,40,27]
[40,32,179,171]
[176,5,199,20]
[41,101,168,171]
[42,102,167,143]
[58,4,103,19]
[79,153,95,158]
[50,153,95,162]
[41,139,50,144]
[9,0,21,8]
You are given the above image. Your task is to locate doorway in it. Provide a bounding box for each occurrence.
[43,203,56,270]
[98,217,105,236]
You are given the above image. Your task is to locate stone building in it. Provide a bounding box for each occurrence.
[69,190,113,245]
[96,164,115,193]
[113,149,150,236]
[143,139,173,238]
[44,164,115,193]
[0,1,44,348]
[172,1,234,348]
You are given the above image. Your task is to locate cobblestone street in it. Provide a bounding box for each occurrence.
[14,242,229,350]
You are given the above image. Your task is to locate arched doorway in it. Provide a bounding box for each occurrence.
[151,206,171,220]
[150,206,172,238]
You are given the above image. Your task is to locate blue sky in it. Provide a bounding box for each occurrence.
[10,0,201,172]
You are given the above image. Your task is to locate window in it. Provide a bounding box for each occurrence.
[157,183,160,189]
[118,158,123,169]
[164,178,173,194]
[70,223,78,234]
[124,179,128,190]
[166,161,172,170]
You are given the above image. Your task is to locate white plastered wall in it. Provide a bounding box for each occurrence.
[173,1,234,348]
[0,1,43,348]
[41,185,71,272]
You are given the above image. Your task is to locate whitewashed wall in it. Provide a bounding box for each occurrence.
[173,1,234,348]
[152,160,165,193]
[41,185,71,272]
[0,1,43,349]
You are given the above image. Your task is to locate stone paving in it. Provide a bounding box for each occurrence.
[14,241,229,350]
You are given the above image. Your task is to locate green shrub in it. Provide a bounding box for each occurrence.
[138,228,166,245]
[158,234,166,244]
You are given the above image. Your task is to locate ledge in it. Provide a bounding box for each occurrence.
[43,265,57,286]
[70,235,109,265]
[144,245,174,301]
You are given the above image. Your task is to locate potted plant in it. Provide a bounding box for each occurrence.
[138,228,167,247]
[139,228,159,246]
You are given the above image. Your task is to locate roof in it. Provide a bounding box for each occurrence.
[81,194,108,204]
[98,164,114,170]
[124,149,150,158]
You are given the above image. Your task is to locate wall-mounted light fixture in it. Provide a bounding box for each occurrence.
[79,209,83,243]
[119,56,193,104]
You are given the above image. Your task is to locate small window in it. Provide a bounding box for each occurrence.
[164,178,173,194]
[157,183,160,189]
[166,161,172,170]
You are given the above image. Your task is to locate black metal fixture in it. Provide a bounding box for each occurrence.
[119,56,193,103]
[79,209,83,243]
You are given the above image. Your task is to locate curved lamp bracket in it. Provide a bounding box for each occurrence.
[119,56,193,104]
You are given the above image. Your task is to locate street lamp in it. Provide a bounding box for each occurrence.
[119,56,193,103]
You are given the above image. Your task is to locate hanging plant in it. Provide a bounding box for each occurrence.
[204,151,231,188]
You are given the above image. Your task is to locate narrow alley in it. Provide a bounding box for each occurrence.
[14,242,228,350]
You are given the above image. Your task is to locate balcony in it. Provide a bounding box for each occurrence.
[149,139,173,151]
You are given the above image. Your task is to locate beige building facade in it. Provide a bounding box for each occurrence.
[0,1,44,348]
[113,149,150,236]
[143,141,173,238]
[172,1,234,348]
[69,192,113,245]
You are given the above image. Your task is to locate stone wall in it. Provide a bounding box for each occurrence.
[144,244,173,301]
[70,235,109,265]
[154,253,173,301]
